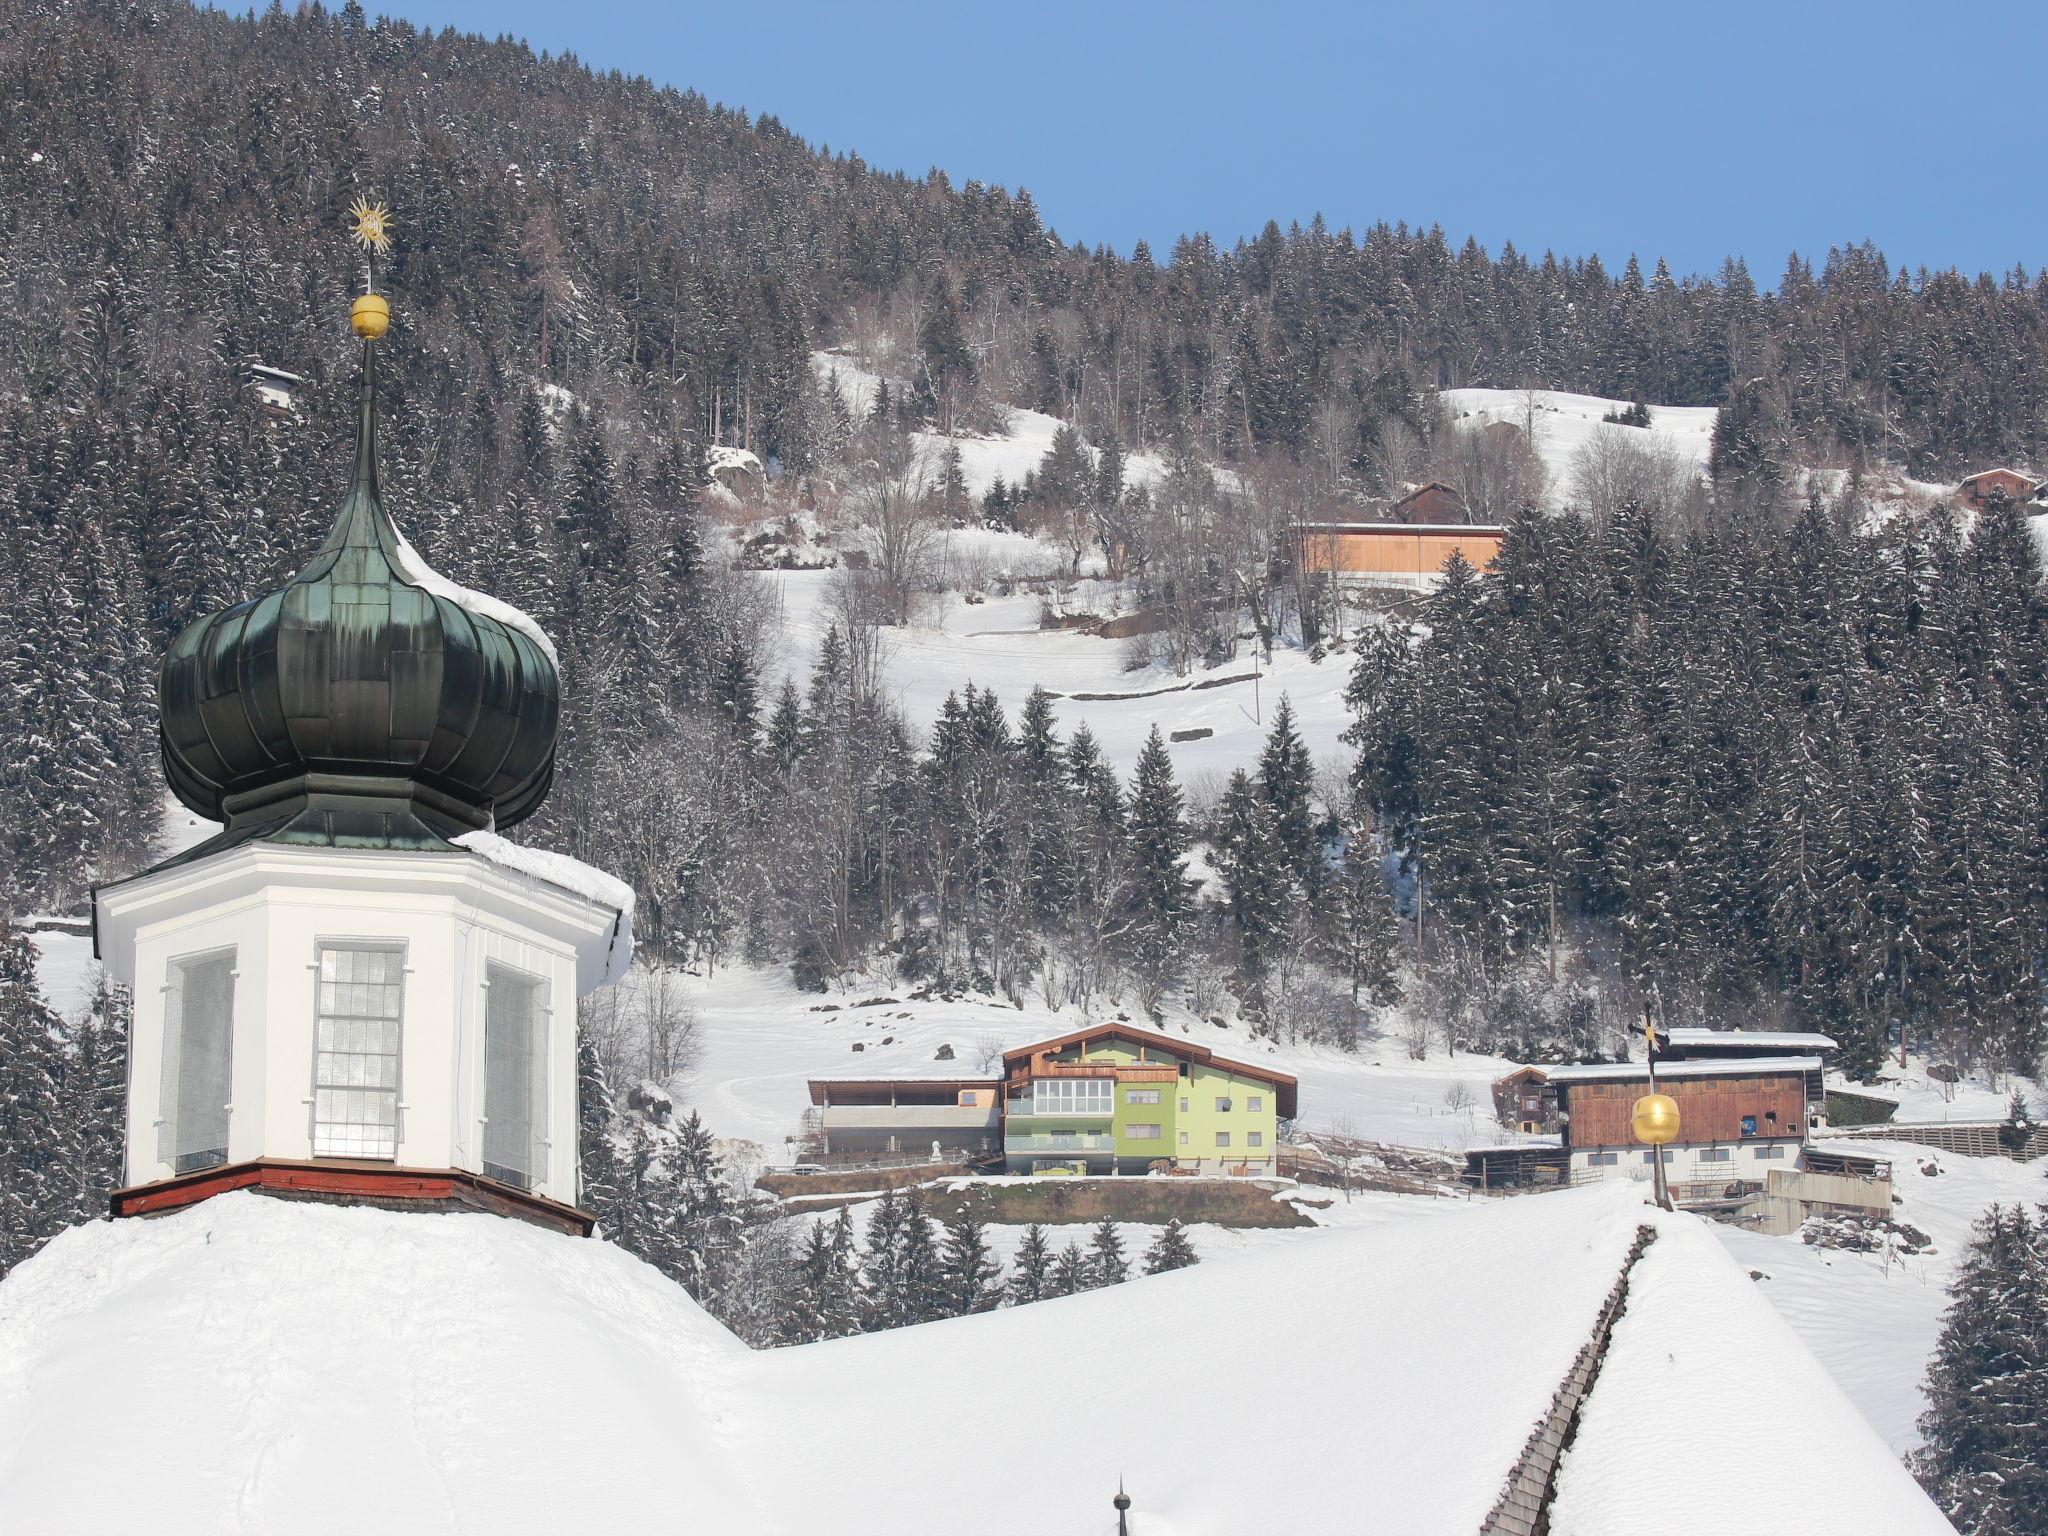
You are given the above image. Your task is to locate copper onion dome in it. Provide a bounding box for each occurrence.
[158,284,558,860]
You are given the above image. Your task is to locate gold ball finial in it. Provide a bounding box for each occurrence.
[351,293,391,339]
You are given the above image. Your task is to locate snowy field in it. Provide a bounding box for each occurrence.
[763,568,1355,783]
[1441,386,1718,490]
[1720,1140,2045,1452]
[814,349,1175,504]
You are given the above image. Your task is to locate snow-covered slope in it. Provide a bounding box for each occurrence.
[1718,1140,2046,1452]
[768,569,1353,780]
[0,1186,1942,1535]
[1441,387,1718,494]
[682,965,1515,1157]
[814,350,1173,503]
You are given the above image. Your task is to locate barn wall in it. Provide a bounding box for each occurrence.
[1565,1075,1805,1148]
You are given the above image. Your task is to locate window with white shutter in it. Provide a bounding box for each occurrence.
[159,950,235,1174]
[483,962,548,1189]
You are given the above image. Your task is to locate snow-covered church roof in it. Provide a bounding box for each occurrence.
[0,1186,1946,1535]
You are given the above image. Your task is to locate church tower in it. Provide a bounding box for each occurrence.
[92,204,628,1234]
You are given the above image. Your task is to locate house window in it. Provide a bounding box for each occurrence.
[1127,1089,1162,1105]
[1752,1144,1786,1160]
[1215,1097,1232,1113]
[1699,1147,1731,1163]
[482,962,547,1190]
[1179,1097,1189,1113]
[160,949,236,1175]
[1247,1095,1264,1113]
[1215,1131,1231,1148]
[1740,1114,1758,1136]
[1125,1123,1162,1140]
[1032,1077,1113,1116]
[1587,1151,1619,1166]
[1643,1149,1674,1165]
[313,943,405,1160]
[1178,1131,1189,1146]
[1246,1131,1264,1148]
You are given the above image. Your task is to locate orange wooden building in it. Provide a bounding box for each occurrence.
[1293,519,1505,586]
[1957,467,2041,509]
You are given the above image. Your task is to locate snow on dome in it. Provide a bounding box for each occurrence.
[0,1183,1938,1534]
[455,829,634,987]
[387,520,559,667]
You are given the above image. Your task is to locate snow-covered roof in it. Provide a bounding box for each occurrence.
[453,830,633,988]
[0,1187,1942,1533]
[1546,1056,1821,1084]
[1664,1028,1838,1050]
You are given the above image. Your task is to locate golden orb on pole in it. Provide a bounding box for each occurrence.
[1632,1092,1680,1146]
[350,293,390,339]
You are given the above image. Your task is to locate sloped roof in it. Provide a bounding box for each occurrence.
[0,1187,1944,1533]
[1546,1056,1820,1085]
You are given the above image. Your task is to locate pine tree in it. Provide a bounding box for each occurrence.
[1087,1217,1129,1287]
[1259,696,1324,903]
[1914,1204,2048,1534]
[1125,725,1194,996]
[1009,1222,1055,1304]
[1215,767,1288,985]
[576,1031,623,1226]
[0,917,72,1274]
[1051,1241,1091,1297]
[938,1210,1004,1316]
[1143,1217,1199,1274]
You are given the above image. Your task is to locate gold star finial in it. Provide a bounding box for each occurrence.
[348,196,394,258]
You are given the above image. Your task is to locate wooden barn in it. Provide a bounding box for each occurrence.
[1389,481,1470,523]
[1492,1066,1561,1135]
[1957,467,2040,509]
[1293,519,1504,588]
[1544,1057,1816,1197]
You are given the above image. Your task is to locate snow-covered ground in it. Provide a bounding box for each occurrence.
[1441,386,1718,492]
[764,569,1354,782]
[0,1187,1944,1535]
[1720,1139,2045,1453]
[814,349,1174,504]
[680,963,1516,1160]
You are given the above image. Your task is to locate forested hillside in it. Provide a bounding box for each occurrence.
[5,0,2048,1091]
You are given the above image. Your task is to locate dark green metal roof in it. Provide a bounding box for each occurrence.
[157,342,559,866]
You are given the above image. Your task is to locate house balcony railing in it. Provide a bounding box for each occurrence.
[1004,1102,1113,1121]
[1004,1132,1117,1154]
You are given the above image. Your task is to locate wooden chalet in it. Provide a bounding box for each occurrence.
[1957,467,2041,510]
[1390,481,1470,523]
[1492,1065,1561,1135]
[1651,1027,1833,1108]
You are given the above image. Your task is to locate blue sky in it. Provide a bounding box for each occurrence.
[376,0,2044,282]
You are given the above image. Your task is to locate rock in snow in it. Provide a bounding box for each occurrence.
[0,1185,1949,1535]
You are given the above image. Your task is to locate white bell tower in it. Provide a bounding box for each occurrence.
[92,205,629,1233]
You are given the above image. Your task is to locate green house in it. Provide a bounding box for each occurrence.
[999,1024,1297,1176]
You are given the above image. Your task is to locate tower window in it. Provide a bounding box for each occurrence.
[161,949,236,1174]
[313,943,405,1160]
[483,961,548,1189]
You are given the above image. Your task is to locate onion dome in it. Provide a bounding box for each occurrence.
[158,286,558,860]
